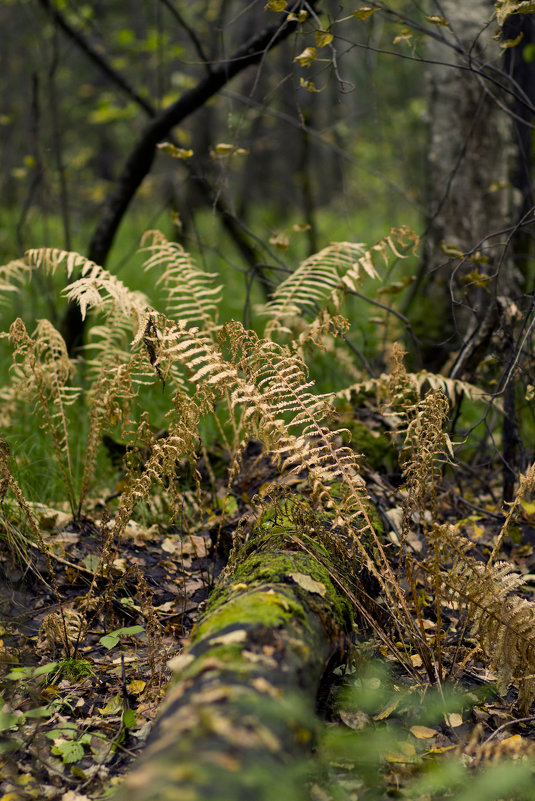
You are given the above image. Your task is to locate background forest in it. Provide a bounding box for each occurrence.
[2,1,535,800]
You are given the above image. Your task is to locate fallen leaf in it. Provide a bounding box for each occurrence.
[410,725,438,739]
[289,572,327,596]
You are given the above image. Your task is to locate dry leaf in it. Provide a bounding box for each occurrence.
[289,572,327,596]
[410,725,438,739]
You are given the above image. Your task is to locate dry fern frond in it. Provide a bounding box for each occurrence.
[24,247,150,338]
[8,318,80,514]
[336,369,497,410]
[400,390,453,517]
[141,230,222,334]
[0,257,30,303]
[445,556,535,712]
[260,227,418,344]
[154,317,414,629]
[260,241,369,337]
[489,461,535,565]
[108,391,202,543]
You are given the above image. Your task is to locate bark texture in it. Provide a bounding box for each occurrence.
[115,502,354,801]
[409,0,520,370]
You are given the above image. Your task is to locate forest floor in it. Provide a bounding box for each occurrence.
[2,430,535,801]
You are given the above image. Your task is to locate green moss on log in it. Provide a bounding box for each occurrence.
[114,497,367,801]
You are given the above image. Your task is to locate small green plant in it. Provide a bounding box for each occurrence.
[99,625,145,650]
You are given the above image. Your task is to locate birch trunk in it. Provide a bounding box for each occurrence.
[408,0,520,373]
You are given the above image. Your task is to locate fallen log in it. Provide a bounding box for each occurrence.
[115,499,355,801]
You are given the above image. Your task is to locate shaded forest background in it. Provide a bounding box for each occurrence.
[0,1,424,324]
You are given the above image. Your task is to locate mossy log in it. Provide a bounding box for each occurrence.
[116,501,355,801]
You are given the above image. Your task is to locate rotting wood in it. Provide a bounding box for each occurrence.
[114,498,355,801]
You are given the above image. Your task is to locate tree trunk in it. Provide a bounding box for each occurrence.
[114,499,354,801]
[405,0,521,371]
[401,0,533,500]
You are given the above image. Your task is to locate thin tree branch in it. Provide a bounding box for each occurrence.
[87,3,313,268]
[158,0,212,73]
[37,0,155,116]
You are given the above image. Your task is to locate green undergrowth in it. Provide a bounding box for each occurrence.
[315,658,535,801]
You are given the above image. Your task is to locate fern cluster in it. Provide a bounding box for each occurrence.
[1,227,535,713]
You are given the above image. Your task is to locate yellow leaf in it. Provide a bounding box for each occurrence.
[299,78,321,92]
[264,0,287,9]
[521,500,535,514]
[210,143,249,159]
[445,712,463,727]
[373,698,400,721]
[410,725,438,739]
[425,14,449,25]
[157,142,194,159]
[461,270,491,289]
[98,693,123,716]
[128,679,146,695]
[289,572,327,596]
[500,31,524,48]
[352,7,377,20]
[496,1,535,28]
[293,46,318,67]
[287,10,309,22]
[269,233,290,250]
[315,29,334,47]
[393,28,413,45]
[214,142,235,154]
[440,241,465,258]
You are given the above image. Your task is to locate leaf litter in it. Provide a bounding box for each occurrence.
[2,429,535,799]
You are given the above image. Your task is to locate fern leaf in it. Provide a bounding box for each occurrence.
[0,257,30,303]
[261,242,368,336]
[444,554,535,712]
[141,230,222,333]
[261,227,418,343]
[7,318,80,513]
